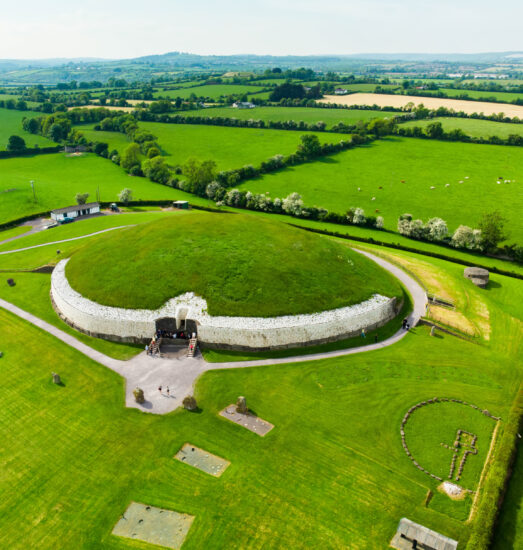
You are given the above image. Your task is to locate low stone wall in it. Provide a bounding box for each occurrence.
[51,259,398,350]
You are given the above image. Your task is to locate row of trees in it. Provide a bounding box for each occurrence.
[397,211,514,254]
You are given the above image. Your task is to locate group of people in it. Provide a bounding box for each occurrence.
[402,318,410,330]
[155,329,193,340]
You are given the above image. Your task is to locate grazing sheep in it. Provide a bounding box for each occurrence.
[358,187,361,191]
[430,186,435,189]
[445,184,450,187]
[371,197,376,201]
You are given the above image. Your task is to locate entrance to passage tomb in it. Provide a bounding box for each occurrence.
[155,317,177,332]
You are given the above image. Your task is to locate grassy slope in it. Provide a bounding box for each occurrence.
[0,108,55,150]
[0,225,31,243]
[0,249,521,549]
[424,88,523,103]
[237,137,523,240]
[66,211,402,315]
[401,117,523,138]
[0,153,204,224]
[178,106,397,128]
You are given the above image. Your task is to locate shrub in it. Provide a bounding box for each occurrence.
[425,217,448,242]
[75,193,90,205]
[129,165,143,177]
[282,192,304,216]
[7,135,26,152]
[118,188,133,205]
[375,216,384,229]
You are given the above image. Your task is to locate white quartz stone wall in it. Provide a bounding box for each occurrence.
[51,259,397,348]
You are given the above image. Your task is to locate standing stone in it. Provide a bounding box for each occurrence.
[52,372,61,384]
[182,395,198,411]
[430,326,436,337]
[236,396,247,414]
[133,387,145,404]
[7,278,15,287]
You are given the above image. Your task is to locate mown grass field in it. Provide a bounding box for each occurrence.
[401,117,523,138]
[66,212,402,315]
[0,244,521,549]
[237,137,523,240]
[174,105,397,128]
[0,153,208,224]
[153,84,267,100]
[0,108,56,150]
[422,88,523,104]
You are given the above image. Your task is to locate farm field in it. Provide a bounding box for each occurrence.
[237,137,523,240]
[0,153,204,224]
[400,117,523,138]
[174,105,397,127]
[421,88,523,103]
[137,121,337,169]
[0,243,521,549]
[319,93,523,118]
[153,84,268,100]
[0,108,56,149]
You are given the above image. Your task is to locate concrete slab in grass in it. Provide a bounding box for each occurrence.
[112,501,194,549]
[175,443,230,477]
[219,404,274,436]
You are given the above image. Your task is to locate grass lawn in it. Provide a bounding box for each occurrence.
[0,224,31,243]
[0,108,56,150]
[400,117,523,138]
[66,211,402,315]
[0,153,213,225]
[176,105,397,128]
[425,88,523,104]
[0,245,521,548]
[237,137,523,240]
[153,84,267,100]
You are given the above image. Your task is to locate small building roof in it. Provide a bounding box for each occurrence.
[391,518,458,550]
[173,200,189,205]
[51,202,100,215]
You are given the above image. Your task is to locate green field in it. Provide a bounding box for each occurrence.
[66,212,402,315]
[174,105,397,128]
[0,153,199,224]
[0,242,521,548]
[417,88,523,104]
[153,84,267,100]
[401,117,523,138]
[237,137,523,240]
[0,108,56,150]
[138,121,337,169]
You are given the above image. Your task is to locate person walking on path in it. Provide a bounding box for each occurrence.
[158,385,162,394]
[361,328,366,339]
[166,386,170,397]
[145,344,149,355]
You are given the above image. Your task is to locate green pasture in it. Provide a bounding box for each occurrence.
[137,121,337,169]
[153,84,267,100]
[174,105,397,128]
[66,212,402,315]
[0,153,212,225]
[0,108,55,150]
[0,245,521,548]
[400,117,523,138]
[418,88,523,104]
[237,137,523,240]
[0,225,31,243]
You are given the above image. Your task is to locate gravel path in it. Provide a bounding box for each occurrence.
[0,226,132,255]
[0,249,426,415]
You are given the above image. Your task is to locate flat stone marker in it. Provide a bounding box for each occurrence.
[112,502,194,550]
[52,372,61,384]
[175,443,230,477]
[219,404,274,436]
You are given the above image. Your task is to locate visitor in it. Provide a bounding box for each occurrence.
[158,385,162,394]
[145,344,149,354]
[361,328,366,338]
[402,318,408,329]
[166,386,170,397]
[406,323,410,331]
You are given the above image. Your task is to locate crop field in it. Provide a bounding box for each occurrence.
[319,93,523,118]
[422,88,523,103]
[153,84,267,100]
[0,108,56,149]
[0,153,196,224]
[237,137,523,240]
[0,240,520,548]
[173,105,397,127]
[400,117,523,138]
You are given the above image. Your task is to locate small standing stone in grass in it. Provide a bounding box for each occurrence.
[133,387,145,404]
[56,250,61,255]
[52,372,61,384]
[0,351,3,358]
[430,326,436,337]
[182,395,198,411]
[236,396,248,414]
[7,278,15,287]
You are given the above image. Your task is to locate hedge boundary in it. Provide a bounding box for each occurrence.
[288,224,523,280]
[0,145,61,159]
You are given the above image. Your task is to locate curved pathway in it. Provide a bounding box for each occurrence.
[0,249,426,415]
[0,225,133,255]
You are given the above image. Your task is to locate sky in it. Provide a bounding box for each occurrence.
[0,0,521,59]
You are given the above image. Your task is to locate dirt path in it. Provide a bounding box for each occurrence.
[319,93,523,118]
[0,249,426,415]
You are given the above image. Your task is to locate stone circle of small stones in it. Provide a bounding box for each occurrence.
[400,397,500,492]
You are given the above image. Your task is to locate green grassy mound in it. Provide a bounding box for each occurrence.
[66,211,402,316]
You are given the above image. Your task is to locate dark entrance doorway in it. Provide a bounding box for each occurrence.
[155,318,177,332]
